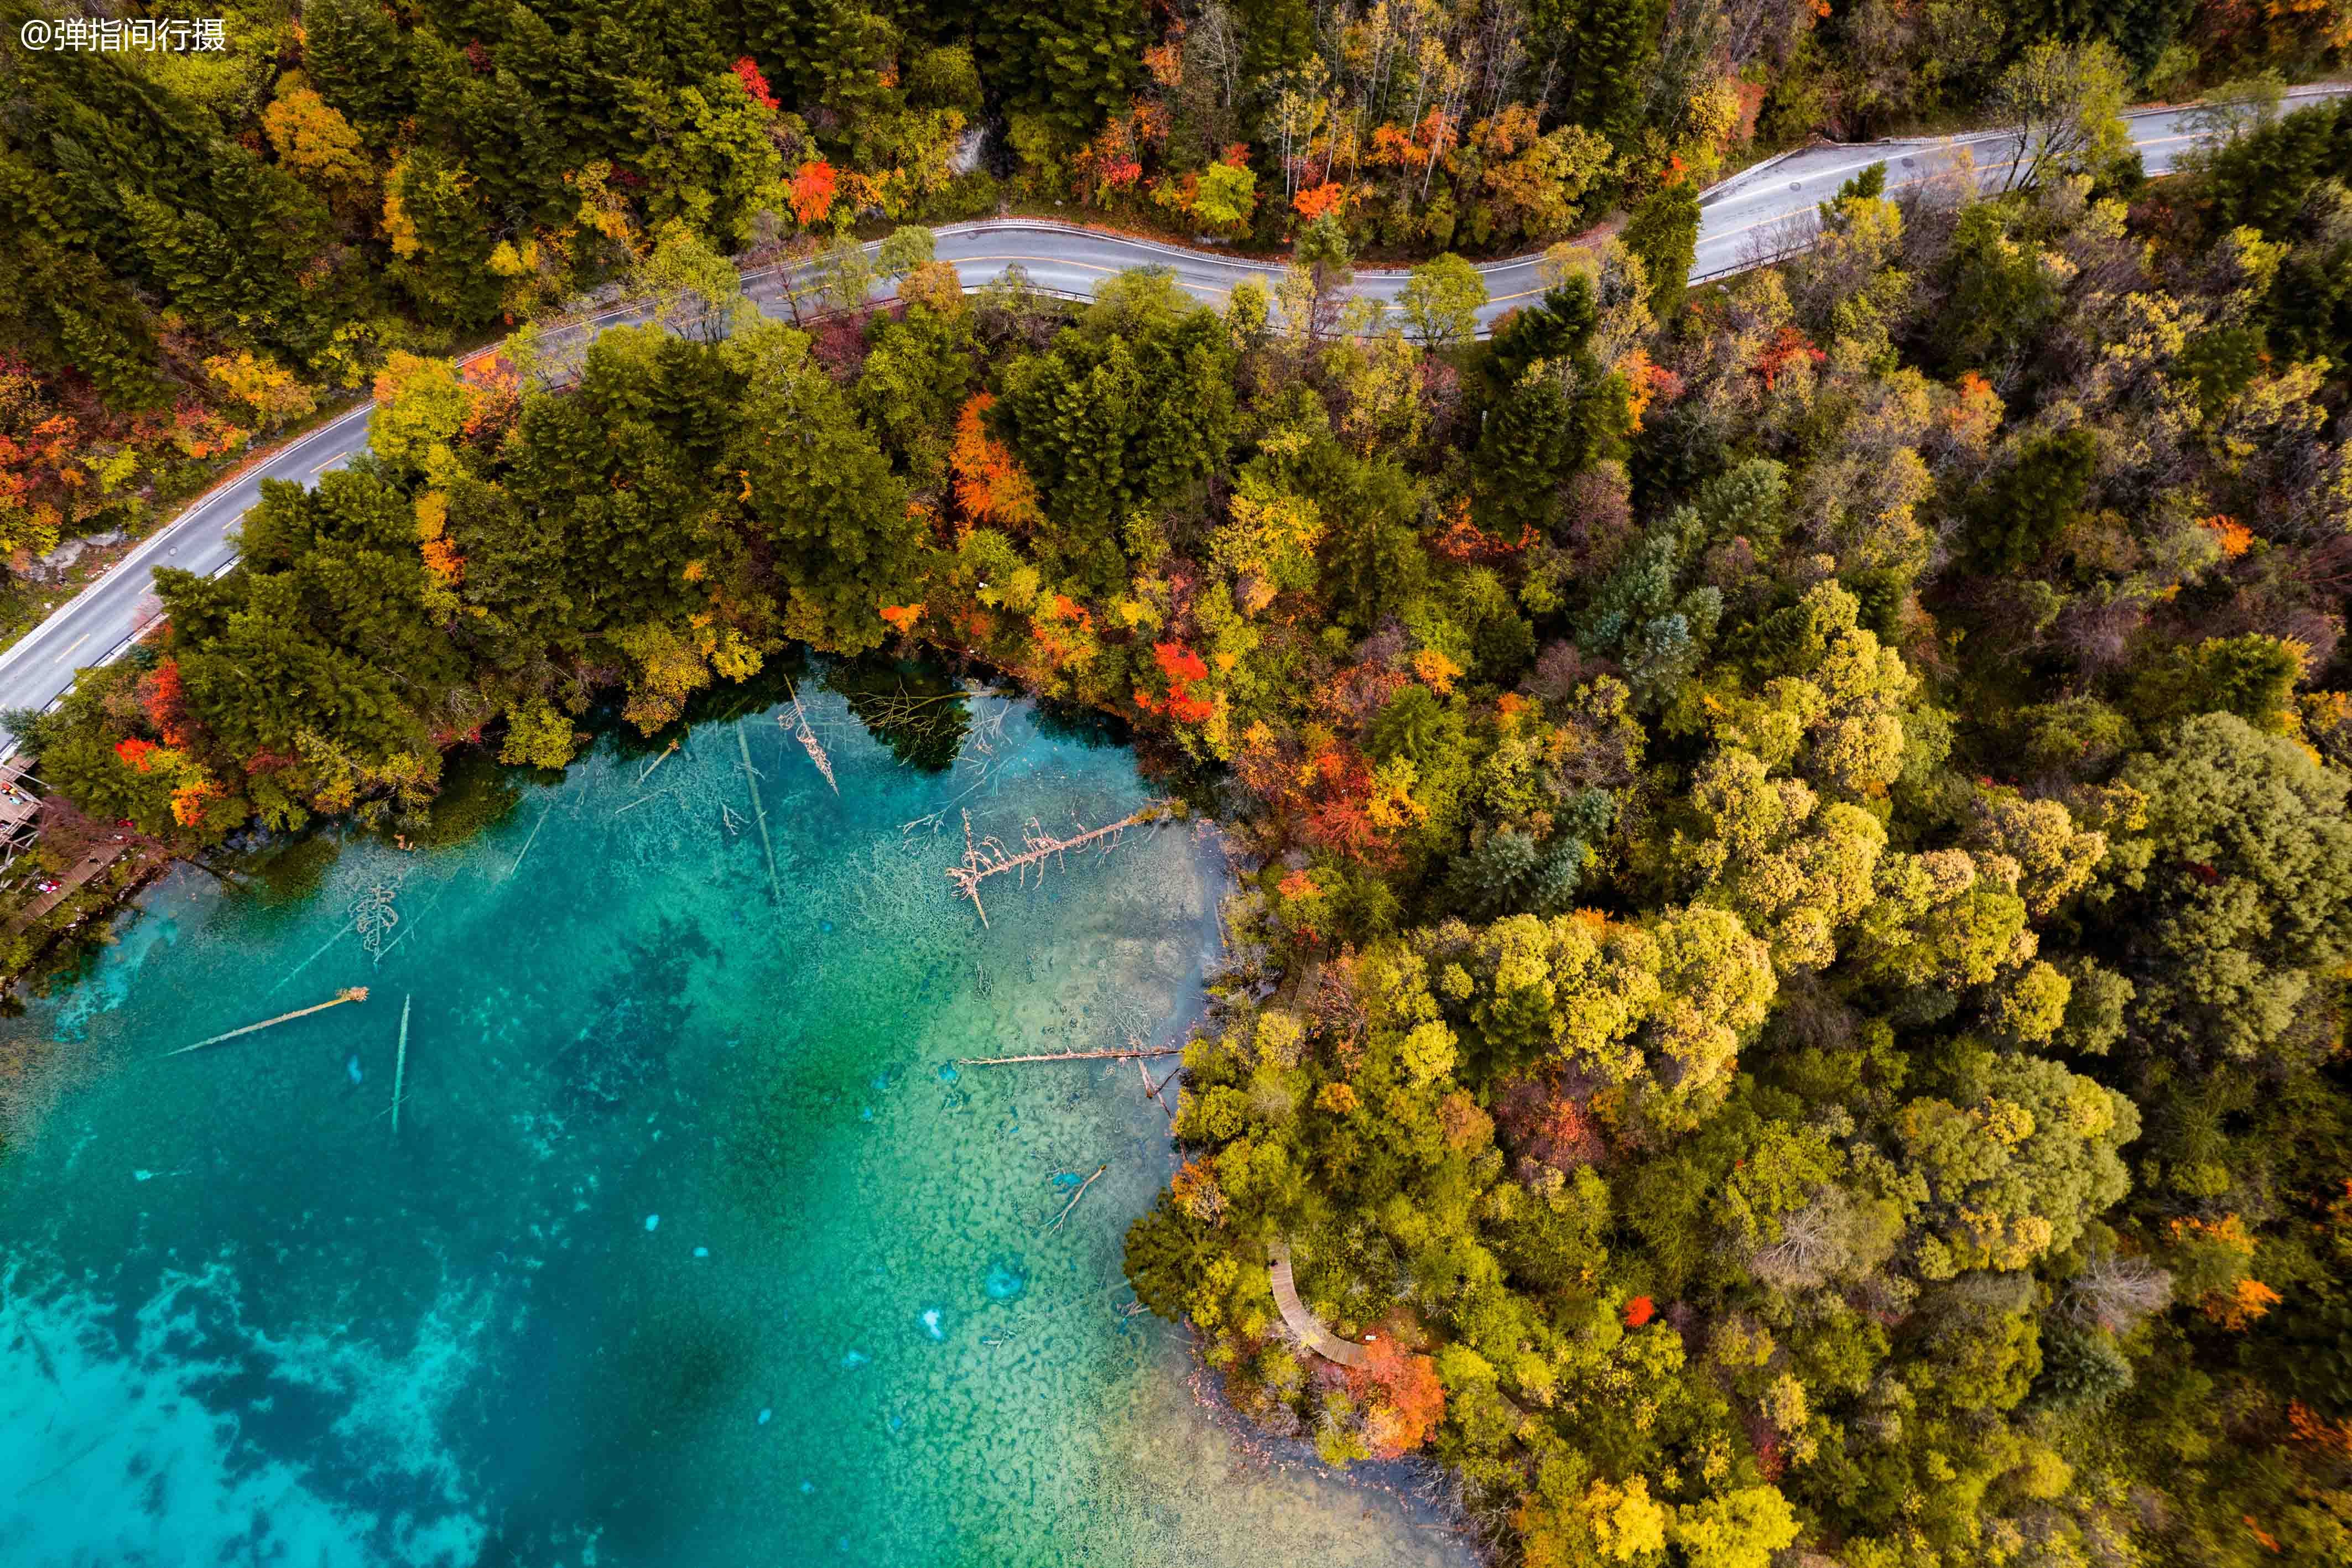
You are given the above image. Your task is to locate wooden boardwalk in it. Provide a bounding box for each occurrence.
[0,840,134,944]
[1267,1240,1369,1367]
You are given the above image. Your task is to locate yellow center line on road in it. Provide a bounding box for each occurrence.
[1701,122,2231,248]
[1701,147,2038,247]
[50,633,89,665]
[1714,206,1814,242]
[1493,136,2070,305]
[940,253,1234,297]
[943,252,1116,272]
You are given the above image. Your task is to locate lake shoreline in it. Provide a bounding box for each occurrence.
[0,691,1474,1568]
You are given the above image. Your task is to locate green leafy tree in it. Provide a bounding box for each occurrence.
[383,147,502,325]
[2095,713,2352,1065]
[1534,0,1668,150]
[2131,635,2309,734]
[638,220,753,343]
[481,329,735,652]
[119,161,330,353]
[1964,426,2098,569]
[1321,456,1429,634]
[1620,180,1700,320]
[1399,254,1488,351]
[1470,279,1626,535]
[1898,1054,2139,1277]
[1670,1486,1801,1568]
[1933,202,2065,375]
[811,234,878,314]
[153,465,464,821]
[1193,163,1258,232]
[977,0,1143,140]
[854,300,978,481]
[2200,98,2352,240]
[301,0,412,144]
[997,291,1237,587]
[1990,40,2132,193]
[499,700,580,769]
[878,225,936,282]
[726,322,924,653]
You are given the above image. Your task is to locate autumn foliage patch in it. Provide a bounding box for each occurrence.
[949,394,1042,530]
[1134,640,1213,723]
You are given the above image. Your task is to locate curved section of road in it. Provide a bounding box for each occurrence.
[0,84,2341,748]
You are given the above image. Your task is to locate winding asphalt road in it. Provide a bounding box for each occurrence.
[0,85,2341,749]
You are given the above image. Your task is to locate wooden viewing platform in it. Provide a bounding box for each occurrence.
[0,756,44,867]
[1268,1239,1370,1368]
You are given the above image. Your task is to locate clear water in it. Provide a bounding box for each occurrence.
[0,691,1469,1568]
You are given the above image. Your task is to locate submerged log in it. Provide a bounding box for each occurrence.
[737,725,785,915]
[1044,1164,1109,1233]
[1136,1055,1179,1123]
[637,737,680,785]
[782,678,837,794]
[507,805,553,881]
[957,1045,1183,1066]
[943,802,1168,926]
[268,915,357,996]
[391,993,412,1139]
[160,988,369,1059]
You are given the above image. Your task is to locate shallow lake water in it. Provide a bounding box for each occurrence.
[0,688,1471,1568]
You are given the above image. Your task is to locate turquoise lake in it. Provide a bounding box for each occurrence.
[0,684,1470,1567]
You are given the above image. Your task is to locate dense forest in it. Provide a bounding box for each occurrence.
[9,67,2352,1561]
[9,4,2352,1564]
[2,0,2346,581]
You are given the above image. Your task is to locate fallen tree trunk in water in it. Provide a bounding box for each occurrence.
[160,988,370,1059]
[944,803,1169,926]
[391,993,411,1139]
[958,1045,1183,1066]
[1044,1164,1109,1233]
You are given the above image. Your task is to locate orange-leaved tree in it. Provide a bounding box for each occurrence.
[789,159,839,227]
[730,56,779,113]
[1135,640,1213,723]
[949,394,1042,530]
[1348,1335,1445,1458]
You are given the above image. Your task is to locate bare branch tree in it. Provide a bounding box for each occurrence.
[2063,1254,2174,1332]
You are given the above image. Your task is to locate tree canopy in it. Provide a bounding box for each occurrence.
[17,72,2352,1568]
